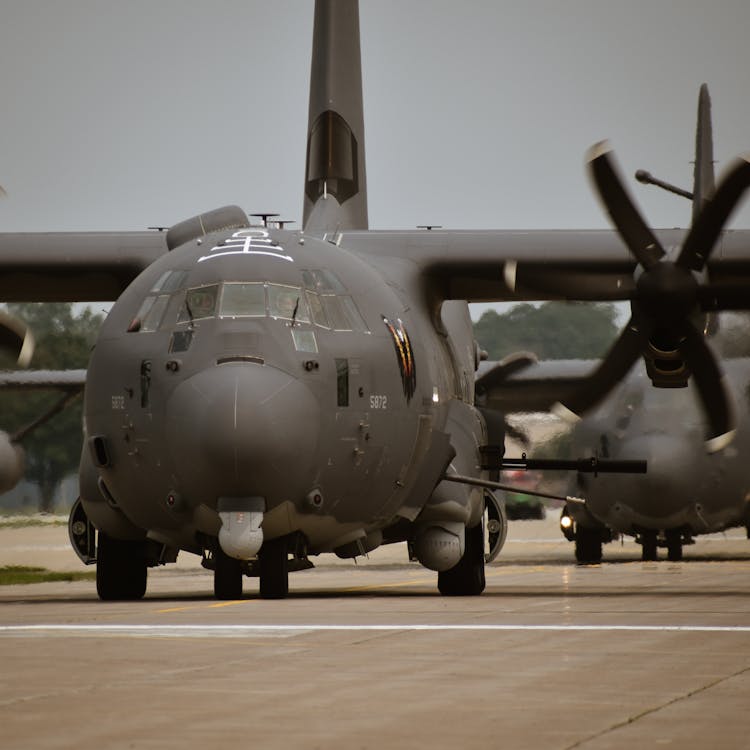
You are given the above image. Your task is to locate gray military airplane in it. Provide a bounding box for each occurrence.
[4,1,750,599]
[480,354,750,563]
[477,85,750,564]
[562,355,750,563]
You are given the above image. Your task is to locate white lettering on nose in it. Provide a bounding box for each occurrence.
[198,229,293,263]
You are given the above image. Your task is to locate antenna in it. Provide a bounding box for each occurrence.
[250,213,280,227]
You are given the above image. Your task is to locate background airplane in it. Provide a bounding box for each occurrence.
[3,2,750,602]
[476,83,750,563]
[561,355,750,562]
[479,353,750,562]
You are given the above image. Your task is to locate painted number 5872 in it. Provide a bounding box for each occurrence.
[369,395,388,409]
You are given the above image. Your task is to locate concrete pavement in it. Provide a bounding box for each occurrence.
[1,517,750,749]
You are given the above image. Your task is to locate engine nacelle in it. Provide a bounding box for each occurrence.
[0,431,24,495]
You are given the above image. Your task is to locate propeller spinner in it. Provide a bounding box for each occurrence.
[554,143,750,452]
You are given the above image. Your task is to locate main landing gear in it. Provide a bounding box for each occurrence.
[259,536,289,600]
[438,522,486,596]
[213,547,244,600]
[96,532,148,601]
[575,525,604,565]
[639,529,688,562]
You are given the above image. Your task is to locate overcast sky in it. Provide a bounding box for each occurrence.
[2,1,750,316]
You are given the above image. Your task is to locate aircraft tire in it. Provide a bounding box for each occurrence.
[641,531,658,561]
[96,532,147,601]
[213,548,243,600]
[665,530,683,562]
[438,522,486,596]
[574,526,603,564]
[259,536,289,600]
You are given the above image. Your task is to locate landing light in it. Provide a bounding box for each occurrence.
[432,387,440,404]
[560,515,573,530]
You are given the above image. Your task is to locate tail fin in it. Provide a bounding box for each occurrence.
[303,0,368,233]
[693,84,720,337]
[692,83,715,223]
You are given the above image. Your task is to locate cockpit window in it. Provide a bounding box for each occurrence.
[306,291,329,327]
[166,278,368,334]
[302,269,346,294]
[130,294,170,332]
[291,329,318,353]
[178,284,219,323]
[220,282,265,317]
[339,295,369,333]
[268,284,310,323]
[321,295,350,330]
[151,269,188,294]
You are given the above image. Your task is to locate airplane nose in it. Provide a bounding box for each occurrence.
[165,363,320,504]
[588,435,699,526]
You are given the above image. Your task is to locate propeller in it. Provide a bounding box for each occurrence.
[554,142,750,452]
[0,311,34,367]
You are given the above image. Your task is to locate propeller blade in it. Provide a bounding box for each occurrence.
[587,141,665,270]
[552,316,644,420]
[678,323,735,451]
[0,312,34,367]
[504,419,531,449]
[678,155,750,271]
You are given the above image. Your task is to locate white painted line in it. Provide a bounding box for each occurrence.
[2,623,750,638]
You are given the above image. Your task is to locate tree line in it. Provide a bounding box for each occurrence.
[473,302,620,360]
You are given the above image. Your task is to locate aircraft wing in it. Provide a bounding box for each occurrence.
[0,369,86,390]
[476,357,601,414]
[0,232,167,301]
[341,227,750,307]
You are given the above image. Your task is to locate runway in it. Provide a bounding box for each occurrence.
[2,518,750,749]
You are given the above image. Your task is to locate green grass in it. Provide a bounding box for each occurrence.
[0,566,95,585]
[0,517,67,528]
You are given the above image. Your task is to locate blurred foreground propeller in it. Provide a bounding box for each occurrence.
[554,143,750,452]
[0,311,33,368]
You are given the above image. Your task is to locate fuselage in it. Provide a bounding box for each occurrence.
[80,226,484,560]
[567,359,750,536]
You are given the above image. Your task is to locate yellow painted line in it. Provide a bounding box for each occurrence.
[151,564,558,608]
[155,600,247,614]
[340,576,433,593]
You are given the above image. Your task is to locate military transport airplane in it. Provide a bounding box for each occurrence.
[3,1,750,599]
[562,355,750,563]
[476,85,750,564]
[479,353,750,563]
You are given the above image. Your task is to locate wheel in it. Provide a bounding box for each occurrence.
[665,530,683,562]
[259,536,289,599]
[214,547,243,600]
[484,490,508,563]
[438,522,486,596]
[575,525,603,564]
[96,532,147,601]
[641,530,658,561]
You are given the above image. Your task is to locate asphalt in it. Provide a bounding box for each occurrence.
[2,517,750,749]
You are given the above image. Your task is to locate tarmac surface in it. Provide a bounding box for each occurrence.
[2,516,750,749]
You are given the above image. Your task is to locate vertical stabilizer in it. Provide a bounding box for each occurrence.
[303,0,368,233]
[692,83,715,223]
